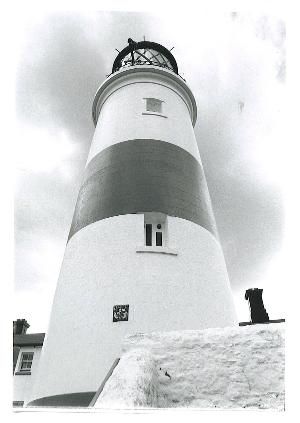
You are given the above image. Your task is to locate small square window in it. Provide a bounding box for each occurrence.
[113,305,129,322]
[19,352,34,372]
[145,98,162,113]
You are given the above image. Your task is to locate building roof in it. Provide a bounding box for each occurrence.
[13,333,45,347]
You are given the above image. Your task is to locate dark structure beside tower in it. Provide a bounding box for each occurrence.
[245,288,269,323]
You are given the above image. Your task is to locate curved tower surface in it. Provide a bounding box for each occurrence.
[28,40,237,407]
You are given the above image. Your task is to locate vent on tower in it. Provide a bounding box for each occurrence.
[112,39,178,74]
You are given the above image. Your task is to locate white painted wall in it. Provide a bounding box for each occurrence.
[88,67,201,164]
[29,214,237,403]
[13,346,42,405]
[96,324,285,410]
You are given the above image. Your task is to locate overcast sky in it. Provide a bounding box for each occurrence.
[14,8,286,332]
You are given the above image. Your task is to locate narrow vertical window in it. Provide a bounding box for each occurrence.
[156,231,162,246]
[146,224,152,246]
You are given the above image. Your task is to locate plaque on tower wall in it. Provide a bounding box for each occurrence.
[113,305,129,322]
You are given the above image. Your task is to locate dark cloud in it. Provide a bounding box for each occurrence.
[16,13,104,145]
[16,11,167,143]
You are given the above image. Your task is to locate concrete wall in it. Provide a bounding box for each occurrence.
[96,323,285,410]
[13,347,42,405]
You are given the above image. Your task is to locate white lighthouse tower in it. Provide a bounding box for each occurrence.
[28,39,237,407]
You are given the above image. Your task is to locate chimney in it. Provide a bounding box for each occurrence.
[13,319,30,335]
[245,288,269,323]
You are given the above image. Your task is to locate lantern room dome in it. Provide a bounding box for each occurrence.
[112,38,178,74]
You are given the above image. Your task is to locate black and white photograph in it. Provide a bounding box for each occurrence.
[10,1,290,416]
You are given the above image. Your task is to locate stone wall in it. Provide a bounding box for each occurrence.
[95,323,285,410]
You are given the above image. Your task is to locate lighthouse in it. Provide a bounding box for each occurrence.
[28,39,237,407]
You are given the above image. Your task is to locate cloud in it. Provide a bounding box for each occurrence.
[15,12,165,142]
[181,13,285,290]
[16,125,78,175]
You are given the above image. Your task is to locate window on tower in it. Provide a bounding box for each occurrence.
[156,229,163,246]
[144,213,166,247]
[143,98,167,118]
[145,224,152,246]
[145,98,162,113]
[142,97,167,118]
[136,213,177,255]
